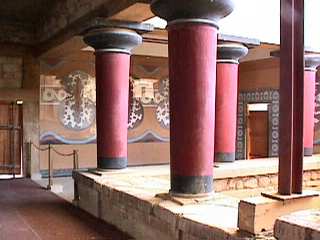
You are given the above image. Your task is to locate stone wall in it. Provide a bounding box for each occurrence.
[0,56,22,88]
[0,48,40,178]
[214,169,320,192]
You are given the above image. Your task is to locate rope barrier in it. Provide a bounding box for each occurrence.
[30,142,50,152]
[51,147,75,157]
[28,141,80,194]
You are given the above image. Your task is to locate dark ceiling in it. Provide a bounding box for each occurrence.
[0,0,53,27]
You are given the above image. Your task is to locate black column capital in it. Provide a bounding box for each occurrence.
[151,0,234,27]
[83,20,153,54]
[305,54,320,72]
[217,43,248,64]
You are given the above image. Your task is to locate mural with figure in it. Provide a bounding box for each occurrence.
[59,71,96,130]
[40,65,170,145]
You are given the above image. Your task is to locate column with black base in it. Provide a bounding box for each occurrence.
[215,43,248,162]
[151,0,234,196]
[83,22,151,170]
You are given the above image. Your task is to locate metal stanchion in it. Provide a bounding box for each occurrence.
[73,150,80,205]
[47,144,52,190]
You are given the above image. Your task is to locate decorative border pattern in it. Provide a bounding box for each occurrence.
[314,79,320,132]
[236,90,280,159]
[40,130,169,145]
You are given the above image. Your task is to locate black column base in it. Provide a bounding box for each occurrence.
[170,175,213,195]
[215,152,235,162]
[304,148,313,156]
[98,157,127,170]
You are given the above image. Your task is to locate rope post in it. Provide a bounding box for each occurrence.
[47,144,53,190]
[73,149,80,205]
[28,141,32,168]
[25,141,32,178]
[73,150,79,170]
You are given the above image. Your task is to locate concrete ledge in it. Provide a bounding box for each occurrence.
[238,192,320,234]
[274,210,320,240]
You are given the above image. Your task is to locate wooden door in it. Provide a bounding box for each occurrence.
[0,102,22,175]
[247,111,269,159]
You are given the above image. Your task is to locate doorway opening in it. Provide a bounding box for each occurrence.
[246,103,269,159]
[0,101,23,178]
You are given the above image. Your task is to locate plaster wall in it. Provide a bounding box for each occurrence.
[39,54,170,173]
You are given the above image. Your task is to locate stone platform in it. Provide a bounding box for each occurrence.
[72,157,320,240]
[73,170,251,240]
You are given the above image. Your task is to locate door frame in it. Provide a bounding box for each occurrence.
[0,100,23,179]
[246,103,269,159]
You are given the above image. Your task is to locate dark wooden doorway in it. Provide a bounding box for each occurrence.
[0,102,23,176]
[247,110,269,159]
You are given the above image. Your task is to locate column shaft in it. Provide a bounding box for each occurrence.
[169,23,216,195]
[96,52,130,169]
[215,64,238,162]
[303,70,316,156]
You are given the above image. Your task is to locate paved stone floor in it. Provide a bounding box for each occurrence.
[0,178,132,240]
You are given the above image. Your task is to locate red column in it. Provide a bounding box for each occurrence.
[215,44,248,162]
[303,55,320,156]
[151,0,234,196]
[84,27,142,170]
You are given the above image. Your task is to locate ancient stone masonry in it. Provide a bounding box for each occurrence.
[214,169,320,192]
[0,57,23,88]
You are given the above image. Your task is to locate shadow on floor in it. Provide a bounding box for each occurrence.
[0,178,132,240]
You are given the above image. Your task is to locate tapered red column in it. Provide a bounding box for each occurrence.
[215,43,248,162]
[84,27,142,170]
[303,55,320,156]
[151,0,234,196]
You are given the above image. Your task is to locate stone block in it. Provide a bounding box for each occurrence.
[236,180,244,190]
[238,192,320,234]
[153,201,178,227]
[243,177,258,189]
[2,63,19,73]
[78,182,99,218]
[270,175,278,186]
[214,179,229,192]
[274,210,320,240]
[258,176,271,188]
[304,171,312,181]
[228,179,237,190]
[311,171,318,181]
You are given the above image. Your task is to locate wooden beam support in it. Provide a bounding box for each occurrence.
[278,0,304,195]
[291,0,304,194]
